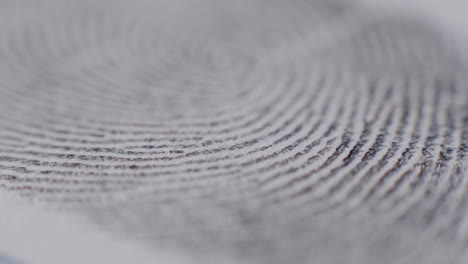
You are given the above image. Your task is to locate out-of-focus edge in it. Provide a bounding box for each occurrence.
[0,192,192,264]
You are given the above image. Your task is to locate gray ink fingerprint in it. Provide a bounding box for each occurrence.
[0,0,467,263]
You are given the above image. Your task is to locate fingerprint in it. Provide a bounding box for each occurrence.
[0,0,467,263]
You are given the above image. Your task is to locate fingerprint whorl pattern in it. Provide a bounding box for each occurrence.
[0,0,468,263]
